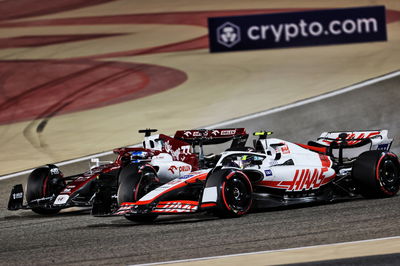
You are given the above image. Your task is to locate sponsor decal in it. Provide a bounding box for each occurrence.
[264,169,273,176]
[12,192,23,200]
[322,131,380,145]
[168,165,191,174]
[179,165,191,172]
[281,144,290,154]
[377,144,389,151]
[220,129,237,136]
[50,168,60,175]
[288,168,329,191]
[54,195,69,205]
[262,168,335,191]
[179,174,194,180]
[168,165,178,174]
[155,201,198,213]
[183,130,202,137]
[189,170,208,175]
[217,22,241,48]
[211,130,220,136]
[208,6,387,52]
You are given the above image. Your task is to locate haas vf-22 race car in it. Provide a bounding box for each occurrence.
[114,130,400,222]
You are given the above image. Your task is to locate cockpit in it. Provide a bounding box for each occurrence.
[219,153,266,169]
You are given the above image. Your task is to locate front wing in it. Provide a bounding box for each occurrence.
[115,200,217,215]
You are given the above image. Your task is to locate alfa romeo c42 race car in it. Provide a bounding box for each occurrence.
[8,128,247,215]
[112,129,400,223]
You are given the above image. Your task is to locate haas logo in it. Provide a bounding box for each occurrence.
[217,22,241,48]
[322,132,380,145]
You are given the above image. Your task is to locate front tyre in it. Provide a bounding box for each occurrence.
[26,166,65,215]
[353,151,400,198]
[214,170,253,218]
[117,164,159,223]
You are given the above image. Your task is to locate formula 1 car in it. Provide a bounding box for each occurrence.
[91,128,248,216]
[8,128,248,215]
[113,129,400,222]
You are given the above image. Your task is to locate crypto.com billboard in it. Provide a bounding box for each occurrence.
[208,6,387,53]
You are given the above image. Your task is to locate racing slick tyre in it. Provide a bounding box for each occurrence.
[26,166,65,215]
[117,164,159,223]
[353,151,400,198]
[212,170,253,218]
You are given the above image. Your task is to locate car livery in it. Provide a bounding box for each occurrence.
[112,129,400,222]
[8,128,247,215]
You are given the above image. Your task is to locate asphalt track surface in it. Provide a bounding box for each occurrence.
[1,75,400,265]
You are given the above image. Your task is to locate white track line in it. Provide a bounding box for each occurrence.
[1,70,399,181]
[0,145,139,181]
[0,152,114,180]
[131,235,400,266]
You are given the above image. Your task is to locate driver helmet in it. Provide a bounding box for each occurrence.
[238,155,253,169]
[130,151,150,163]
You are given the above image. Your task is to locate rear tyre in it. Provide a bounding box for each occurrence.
[117,164,159,223]
[214,170,253,218]
[353,151,400,198]
[26,166,65,215]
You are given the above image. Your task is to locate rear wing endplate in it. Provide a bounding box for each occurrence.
[313,130,393,151]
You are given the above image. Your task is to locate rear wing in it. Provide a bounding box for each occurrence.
[313,130,393,151]
[174,128,248,148]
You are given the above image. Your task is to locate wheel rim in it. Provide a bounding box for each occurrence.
[223,176,252,213]
[44,175,65,197]
[378,157,400,194]
[135,173,157,200]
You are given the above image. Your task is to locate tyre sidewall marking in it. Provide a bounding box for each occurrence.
[376,152,398,195]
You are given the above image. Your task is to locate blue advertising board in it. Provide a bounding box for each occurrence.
[208,6,387,52]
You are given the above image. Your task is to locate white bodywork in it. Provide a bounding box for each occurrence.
[151,153,192,182]
[124,130,393,208]
[211,138,335,194]
[138,170,210,203]
[141,134,193,182]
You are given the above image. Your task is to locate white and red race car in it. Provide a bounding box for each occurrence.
[8,128,248,215]
[112,130,400,222]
